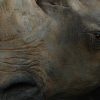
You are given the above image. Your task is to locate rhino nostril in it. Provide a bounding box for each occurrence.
[3,82,38,93]
[1,82,41,100]
[0,75,44,100]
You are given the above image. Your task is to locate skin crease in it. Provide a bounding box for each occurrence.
[0,0,99,100]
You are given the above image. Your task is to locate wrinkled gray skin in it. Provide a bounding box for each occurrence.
[0,0,100,100]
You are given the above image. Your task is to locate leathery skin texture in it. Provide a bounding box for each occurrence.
[0,0,99,100]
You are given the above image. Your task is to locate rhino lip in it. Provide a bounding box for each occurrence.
[0,74,43,100]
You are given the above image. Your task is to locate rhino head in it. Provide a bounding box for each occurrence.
[0,0,100,100]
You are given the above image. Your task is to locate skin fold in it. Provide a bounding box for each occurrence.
[0,0,99,100]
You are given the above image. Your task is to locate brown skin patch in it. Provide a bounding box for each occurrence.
[0,0,100,100]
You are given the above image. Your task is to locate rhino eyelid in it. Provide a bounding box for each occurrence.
[36,0,70,9]
[48,3,70,9]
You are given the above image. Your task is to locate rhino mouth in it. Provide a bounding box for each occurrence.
[0,75,44,100]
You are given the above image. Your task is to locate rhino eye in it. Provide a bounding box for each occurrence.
[86,31,100,50]
[36,0,67,6]
[36,0,69,16]
[36,0,68,10]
